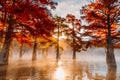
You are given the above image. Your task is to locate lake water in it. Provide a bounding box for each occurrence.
[0,58,120,80]
[0,48,120,80]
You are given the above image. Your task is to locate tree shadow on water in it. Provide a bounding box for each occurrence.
[0,65,7,80]
[106,67,116,80]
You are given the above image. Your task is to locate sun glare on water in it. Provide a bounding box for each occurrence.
[58,60,62,66]
[54,67,66,80]
[53,61,66,80]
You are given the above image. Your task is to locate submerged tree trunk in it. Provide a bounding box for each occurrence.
[106,14,117,80]
[106,61,116,80]
[73,25,76,60]
[0,23,13,64]
[73,46,76,60]
[42,48,48,60]
[9,42,13,63]
[56,23,60,61]
[73,38,76,60]
[32,37,37,61]
[56,44,60,61]
[0,31,4,50]
[19,44,23,58]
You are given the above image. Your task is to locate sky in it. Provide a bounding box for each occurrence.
[52,0,89,18]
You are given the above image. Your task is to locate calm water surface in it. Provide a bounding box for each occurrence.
[0,59,120,80]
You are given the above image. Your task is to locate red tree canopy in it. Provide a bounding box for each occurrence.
[80,0,120,48]
[0,0,57,45]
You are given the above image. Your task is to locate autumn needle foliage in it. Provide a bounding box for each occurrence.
[81,0,120,47]
[0,0,57,64]
[66,14,87,59]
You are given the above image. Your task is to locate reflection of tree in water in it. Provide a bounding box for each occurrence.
[51,60,93,80]
[14,63,54,80]
[0,65,7,80]
[15,67,35,80]
[106,68,116,80]
[72,61,82,80]
[0,60,118,80]
[71,61,101,80]
[72,61,91,80]
[39,64,52,80]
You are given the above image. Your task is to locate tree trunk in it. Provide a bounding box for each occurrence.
[32,37,37,61]
[56,23,60,61]
[0,31,4,50]
[73,38,76,60]
[0,24,13,65]
[42,48,48,60]
[106,14,117,80]
[73,25,76,60]
[9,42,13,63]
[106,63,116,80]
[56,44,60,61]
[19,44,23,58]
[73,48,76,60]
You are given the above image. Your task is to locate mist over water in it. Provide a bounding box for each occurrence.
[2,47,120,80]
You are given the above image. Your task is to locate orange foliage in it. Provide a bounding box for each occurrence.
[14,33,33,46]
[81,0,120,48]
[0,0,57,45]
